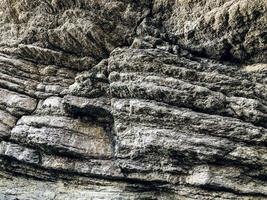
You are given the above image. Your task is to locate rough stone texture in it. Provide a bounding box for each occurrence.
[0,0,266,199]
[152,0,267,63]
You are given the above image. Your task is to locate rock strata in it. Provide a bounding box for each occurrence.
[0,0,266,199]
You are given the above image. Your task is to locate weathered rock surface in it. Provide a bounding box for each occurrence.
[0,0,266,199]
[152,0,267,63]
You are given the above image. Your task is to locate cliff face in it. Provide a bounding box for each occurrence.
[0,0,266,199]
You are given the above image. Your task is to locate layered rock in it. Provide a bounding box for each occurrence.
[0,0,266,199]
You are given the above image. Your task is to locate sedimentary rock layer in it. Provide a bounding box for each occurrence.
[0,0,266,199]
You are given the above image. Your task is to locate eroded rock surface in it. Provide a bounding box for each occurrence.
[0,0,266,199]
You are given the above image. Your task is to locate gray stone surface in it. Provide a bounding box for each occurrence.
[0,0,266,199]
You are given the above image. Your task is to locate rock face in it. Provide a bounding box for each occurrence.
[0,0,266,199]
[153,0,267,63]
